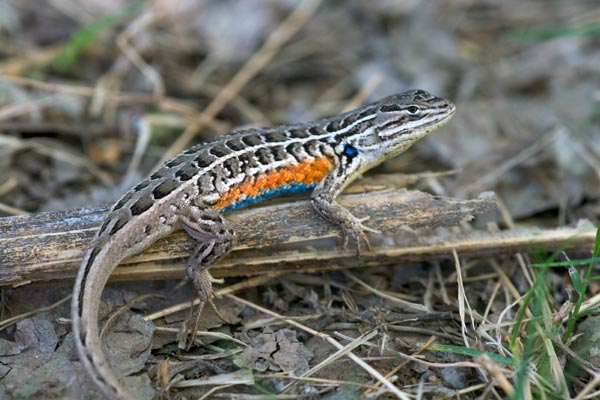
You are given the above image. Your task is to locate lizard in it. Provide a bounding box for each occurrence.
[71,89,455,399]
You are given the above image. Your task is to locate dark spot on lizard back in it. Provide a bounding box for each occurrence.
[357,108,375,120]
[222,157,240,176]
[308,126,323,135]
[285,143,303,162]
[183,145,201,155]
[225,138,245,151]
[109,215,129,235]
[195,152,215,168]
[255,148,273,165]
[341,112,359,126]
[263,130,289,142]
[112,191,134,211]
[241,134,263,146]
[133,180,150,191]
[166,157,185,168]
[130,192,154,215]
[209,144,229,158]
[238,152,259,169]
[325,121,341,133]
[175,165,196,181]
[97,218,111,236]
[152,179,179,200]
[270,145,288,162]
[150,168,170,180]
[304,140,322,157]
[288,128,309,138]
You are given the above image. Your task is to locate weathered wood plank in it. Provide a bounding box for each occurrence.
[0,189,500,285]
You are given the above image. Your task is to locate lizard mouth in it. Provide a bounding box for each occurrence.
[435,103,456,126]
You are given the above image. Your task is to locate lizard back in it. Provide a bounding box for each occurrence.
[94,105,384,241]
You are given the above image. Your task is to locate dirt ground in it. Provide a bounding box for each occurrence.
[1,1,600,399]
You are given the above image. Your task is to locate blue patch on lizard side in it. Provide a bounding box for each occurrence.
[219,182,317,214]
[343,144,358,157]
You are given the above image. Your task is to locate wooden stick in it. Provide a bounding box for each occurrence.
[1,189,590,287]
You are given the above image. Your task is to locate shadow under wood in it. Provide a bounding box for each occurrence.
[0,188,593,286]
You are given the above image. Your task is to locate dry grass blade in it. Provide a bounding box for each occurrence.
[115,7,166,99]
[574,374,600,400]
[99,294,165,339]
[143,273,284,321]
[0,295,71,332]
[0,202,26,216]
[0,94,61,120]
[153,326,247,347]
[159,0,323,163]
[279,330,379,393]
[341,73,384,112]
[226,294,411,399]
[172,370,254,388]
[362,336,437,397]
[345,271,429,313]
[453,249,475,348]
[264,373,379,390]
[475,354,515,396]
[394,351,481,369]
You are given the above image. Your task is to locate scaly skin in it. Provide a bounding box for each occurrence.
[71,89,455,399]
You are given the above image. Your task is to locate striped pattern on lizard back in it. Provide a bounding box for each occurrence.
[95,107,379,240]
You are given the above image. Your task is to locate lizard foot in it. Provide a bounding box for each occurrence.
[341,215,380,256]
[179,267,214,350]
[179,269,233,350]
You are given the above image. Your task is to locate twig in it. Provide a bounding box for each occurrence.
[226,294,411,399]
[158,0,322,165]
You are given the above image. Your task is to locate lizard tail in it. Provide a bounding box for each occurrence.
[72,241,137,400]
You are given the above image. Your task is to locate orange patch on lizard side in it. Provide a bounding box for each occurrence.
[214,157,333,211]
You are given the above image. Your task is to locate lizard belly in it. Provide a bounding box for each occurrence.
[215,157,333,213]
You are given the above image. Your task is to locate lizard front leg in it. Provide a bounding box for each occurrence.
[310,150,379,254]
[179,203,235,343]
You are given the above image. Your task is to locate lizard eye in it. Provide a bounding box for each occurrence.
[406,105,420,115]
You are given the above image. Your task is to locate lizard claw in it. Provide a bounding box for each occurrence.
[179,271,232,350]
[356,216,382,234]
[179,299,206,350]
[340,215,378,255]
[179,268,216,350]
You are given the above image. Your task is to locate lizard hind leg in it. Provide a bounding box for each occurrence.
[178,204,235,348]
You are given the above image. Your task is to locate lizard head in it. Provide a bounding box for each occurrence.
[339,89,455,171]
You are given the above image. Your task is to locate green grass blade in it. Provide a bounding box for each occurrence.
[593,222,600,258]
[530,256,600,268]
[562,222,600,342]
[428,343,516,366]
[506,23,600,41]
[567,266,584,292]
[53,3,142,72]
[578,307,600,318]
[512,268,548,400]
